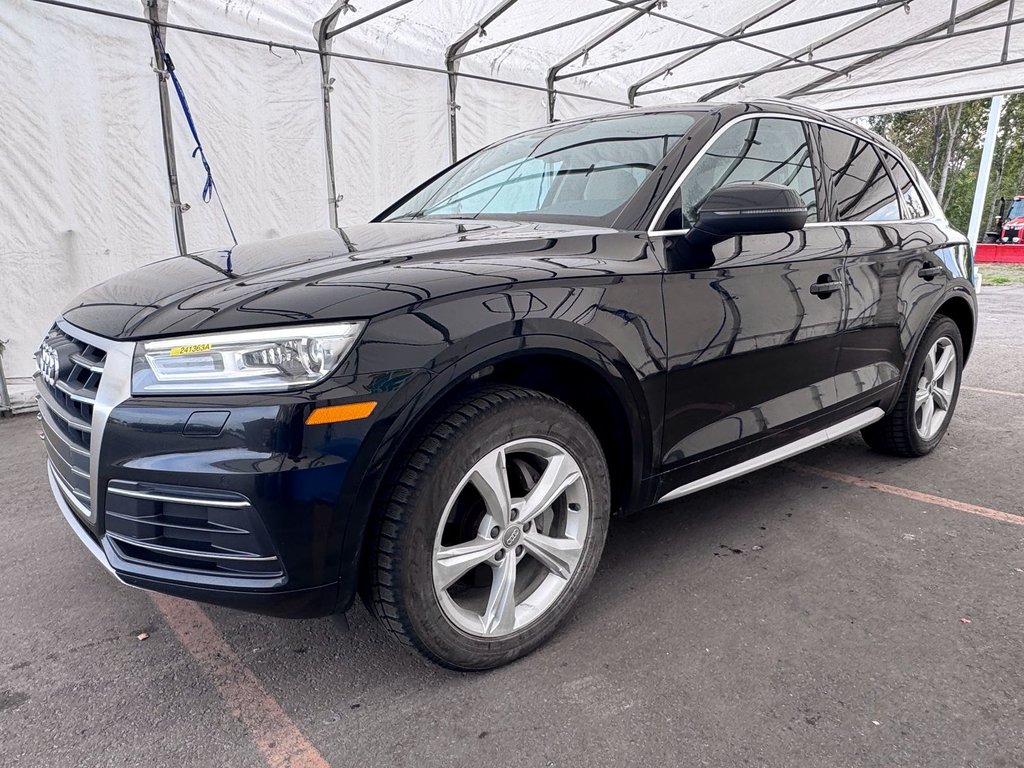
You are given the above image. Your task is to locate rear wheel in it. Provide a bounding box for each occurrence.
[861,315,963,457]
[367,386,610,670]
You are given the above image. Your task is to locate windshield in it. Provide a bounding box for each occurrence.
[1008,199,1024,220]
[383,112,697,225]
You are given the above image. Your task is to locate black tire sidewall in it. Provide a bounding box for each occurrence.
[389,391,610,670]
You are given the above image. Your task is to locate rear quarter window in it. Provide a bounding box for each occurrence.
[817,126,900,222]
[881,151,928,219]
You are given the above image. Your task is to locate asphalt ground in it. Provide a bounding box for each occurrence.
[2,287,1022,768]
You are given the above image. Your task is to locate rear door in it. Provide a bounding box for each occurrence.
[654,116,847,489]
[814,126,949,411]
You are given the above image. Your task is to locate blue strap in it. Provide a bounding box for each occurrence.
[153,27,238,267]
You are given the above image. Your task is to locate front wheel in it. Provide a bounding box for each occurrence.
[861,314,963,457]
[366,386,610,670]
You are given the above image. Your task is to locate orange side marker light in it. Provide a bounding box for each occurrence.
[305,401,377,425]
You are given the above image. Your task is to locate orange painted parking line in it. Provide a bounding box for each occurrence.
[788,463,1024,527]
[962,385,1024,398]
[151,594,330,768]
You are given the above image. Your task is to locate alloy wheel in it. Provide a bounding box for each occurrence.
[431,438,589,638]
[914,336,957,441]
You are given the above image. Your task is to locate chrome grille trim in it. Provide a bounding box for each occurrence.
[37,319,135,522]
[36,384,92,433]
[75,322,135,510]
[104,509,250,535]
[107,486,252,509]
[106,532,279,563]
[50,460,93,519]
[55,379,98,405]
[47,441,89,479]
[69,352,104,373]
[38,403,90,456]
[47,463,127,584]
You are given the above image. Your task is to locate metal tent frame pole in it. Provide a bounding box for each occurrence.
[557,0,909,82]
[795,57,1024,98]
[546,0,660,122]
[0,340,11,418]
[968,95,1004,251]
[626,0,798,105]
[602,0,845,103]
[143,0,187,257]
[315,0,417,228]
[631,16,1024,100]
[451,0,653,63]
[831,82,1024,113]
[445,0,519,164]
[782,0,1007,99]
[697,3,914,102]
[314,2,347,230]
[325,0,415,39]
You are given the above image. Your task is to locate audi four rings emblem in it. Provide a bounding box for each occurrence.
[38,342,59,387]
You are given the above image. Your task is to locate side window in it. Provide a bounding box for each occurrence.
[818,127,900,222]
[676,117,817,228]
[881,151,928,219]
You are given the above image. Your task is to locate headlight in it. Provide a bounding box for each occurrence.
[132,322,364,394]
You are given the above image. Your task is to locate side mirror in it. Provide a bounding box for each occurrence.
[686,181,808,247]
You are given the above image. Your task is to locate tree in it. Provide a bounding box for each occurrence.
[868,94,1024,240]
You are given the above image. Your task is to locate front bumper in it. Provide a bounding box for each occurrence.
[47,462,341,616]
[39,319,408,619]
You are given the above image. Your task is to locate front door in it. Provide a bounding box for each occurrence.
[654,116,848,491]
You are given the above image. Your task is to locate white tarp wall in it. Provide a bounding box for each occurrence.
[3,0,1023,407]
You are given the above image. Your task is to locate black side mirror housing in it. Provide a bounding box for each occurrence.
[685,181,809,247]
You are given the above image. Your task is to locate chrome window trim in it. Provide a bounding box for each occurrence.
[647,111,939,238]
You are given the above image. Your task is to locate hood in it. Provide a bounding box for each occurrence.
[62,220,636,340]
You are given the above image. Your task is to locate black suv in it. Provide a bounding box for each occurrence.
[37,101,976,669]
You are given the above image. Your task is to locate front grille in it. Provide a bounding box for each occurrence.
[104,480,283,578]
[36,324,108,519]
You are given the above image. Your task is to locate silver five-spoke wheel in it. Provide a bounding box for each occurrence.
[432,438,589,638]
[914,336,957,440]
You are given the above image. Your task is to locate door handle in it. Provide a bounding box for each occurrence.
[918,264,945,280]
[809,277,842,297]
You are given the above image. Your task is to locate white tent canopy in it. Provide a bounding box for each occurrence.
[2,0,1021,407]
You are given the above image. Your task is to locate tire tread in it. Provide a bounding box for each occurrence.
[366,385,567,662]
[861,314,961,458]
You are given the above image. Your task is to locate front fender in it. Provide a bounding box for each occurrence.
[330,330,658,613]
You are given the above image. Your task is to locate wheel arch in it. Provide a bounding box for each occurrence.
[886,286,976,418]
[335,333,654,612]
[934,291,976,362]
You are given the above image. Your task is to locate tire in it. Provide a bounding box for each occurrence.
[861,315,963,457]
[366,385,610,670]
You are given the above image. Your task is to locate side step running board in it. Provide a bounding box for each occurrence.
[657,407,886,505]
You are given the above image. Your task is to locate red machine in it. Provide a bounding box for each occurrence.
[976,195,1024,263]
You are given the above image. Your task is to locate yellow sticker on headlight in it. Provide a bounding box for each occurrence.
[169,343,213,356]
